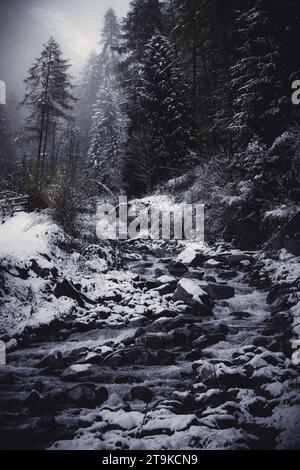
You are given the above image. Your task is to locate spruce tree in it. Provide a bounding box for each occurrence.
[88,77,126,194]
[22,37,75,185]
[125,31,195,192]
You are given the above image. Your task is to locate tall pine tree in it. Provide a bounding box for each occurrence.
[22,37,75,185]
[125,31,196,193]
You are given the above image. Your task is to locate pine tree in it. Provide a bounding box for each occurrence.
[122,0,165,60]
[125,31,196,192]
[0,102,15,184]
[77,9,122,155]
[22,37,75,185]
[88,77,126,194]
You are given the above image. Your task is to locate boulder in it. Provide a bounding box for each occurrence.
[205,283,235,300]
[219,270,238,280]
[130,386,154,403]
[173,278,212,314]
[168,261,189,276]
[204,259,223,269]
[229,253,253,267]
[176,248,205,267]
[67,383,96,405]
[151,247,165,258]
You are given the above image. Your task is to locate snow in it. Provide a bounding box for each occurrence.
[177,278,208,302]
[176,247,198,264]
[0,212,62,259]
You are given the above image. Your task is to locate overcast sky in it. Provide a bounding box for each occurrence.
[0,0,131,97]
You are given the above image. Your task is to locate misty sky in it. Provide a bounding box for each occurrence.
[0,0,131,97]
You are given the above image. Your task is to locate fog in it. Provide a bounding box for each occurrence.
[0,0,130,97]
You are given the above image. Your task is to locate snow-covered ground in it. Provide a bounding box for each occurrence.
[0,210,299,450]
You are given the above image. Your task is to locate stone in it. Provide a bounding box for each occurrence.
[229,253,253,267]
[130,386,154,403]
[173,278,212,313]
[204,283,235,300]
[168,261,189,276]
[6,338,18,352]
[219,271,238,280]
[96,386,109,405]
[246,397,273,417]
[67,383,97,406]
[151,247,165,258]
[38,349,67,369]
[204,259,223,269]
[176,248,205,267]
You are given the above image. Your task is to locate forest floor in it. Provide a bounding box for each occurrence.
[0,211,299,450]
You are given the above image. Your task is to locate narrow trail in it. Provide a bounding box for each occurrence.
[0,241,299,450]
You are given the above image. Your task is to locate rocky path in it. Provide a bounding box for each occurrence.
[0,241,299,450]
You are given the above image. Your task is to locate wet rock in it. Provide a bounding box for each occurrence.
[229,253,253,267]
[168,261,189,276]
[156,283,177,295]
[204,283,235,300]
[96,386,109,405]
[219,271,238,280]
[130,386,154,403]
[67,383,97,406]
[38,349,67,369]
[136,332,173,349]
[173,278,212,313]
[203,275,217,283]
[150,247,165,258]
[26,389,43,406]
[230,311,251,319]
[61,364,94,380]
[184,270,205,281]
[6,338,18,352]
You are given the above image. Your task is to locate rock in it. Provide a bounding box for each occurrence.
[61,364,94,380]
[168,261,189,276]
[176,248,205,267]
[30,259,52,278]
[204,259,223,269]
[173,278,212,313]
[203,275,217,283]
[246,355,269,370]
[136,332,173,349]
[215,363,247,388]
[26,389,43,406]
[6,338,17,352]
[184,270,205,281]
[219,271,238,280]
[156,283,176,295]
[230,311,251,319]
[157,275,177,285]
[54,279,95,307]
[261,382,284,399]
[204,283,235,300]
[67,383,97,406]
[197,362,216,382]
[246,397,274,417]
[96,386,109,405]
[130,386,153,403]
[229,253,253,267]
[38,349,66,369]
[151,247,165,258]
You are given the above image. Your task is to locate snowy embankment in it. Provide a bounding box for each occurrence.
[0,211,131,337]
